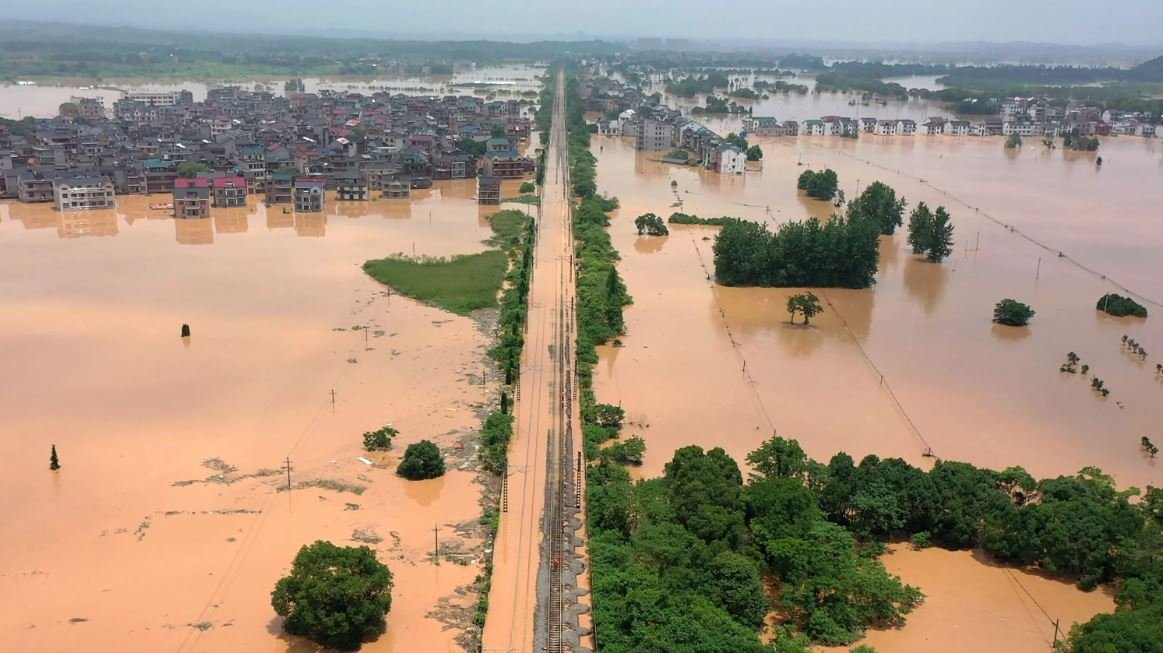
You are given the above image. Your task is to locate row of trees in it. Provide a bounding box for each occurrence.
[712,214,880,288]
[587,432,1163,652]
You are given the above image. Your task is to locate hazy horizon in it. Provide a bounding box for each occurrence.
[7,0,1163,47]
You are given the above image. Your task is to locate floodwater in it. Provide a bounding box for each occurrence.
[0,64,546,118]
[0,181,530,652]
[588,133,1161,648]
[821,545,1115,653]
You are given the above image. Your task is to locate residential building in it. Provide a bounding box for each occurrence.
[293,178,326,212]
[211,175,248,208]
[335,170,369,201]
[173,178,211,218]
[267,172,294,205]
[636,118,675,151]
[945,120,971,136]
[54,176,116,211]
[477,175,501,205]
[716,145,746,175]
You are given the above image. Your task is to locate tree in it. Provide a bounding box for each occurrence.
[1005,133,1023,149]
[456,138,486,156]
[848,181,906,235]
[747,436,809,481]
[907,202,954,263]
[746,144,764,161]
[490,123,507,139]
[271,541,393,651]
[634,212,669,236]
[797,169,839,201]
[519,181,536,194]
[1097,293,1148,318]
[176,161,211,178]
[787,292,824,325]
[58,102,80,118]
[603,436,647,466]
[50,445,60,470]
[726,132,750,150]
[397,440,445,480]
[994,299,1035,326]
[362,425,397,452]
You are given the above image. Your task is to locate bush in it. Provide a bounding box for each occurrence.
[362,426,397,451]
[1097,293,1147,318]
[669,212,736,226]
[271,541,393,651]
[993,299,1035,326]
[910,531,931,550]
[518,181,535,194]
[397,440,445,480]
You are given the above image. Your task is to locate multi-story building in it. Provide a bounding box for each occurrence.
[477,175,501,205]
[293,178,326,212]
[17,170,57,202]
[173,178,211,218]
[54,176,116,211]
[211,175,248,208]
[143,159,177,194]
[636,118,676,151]
[266,172,294,205]
[335,171,369,201]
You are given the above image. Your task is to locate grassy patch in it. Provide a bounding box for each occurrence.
[362,251,508,316]
[363,209,530,316]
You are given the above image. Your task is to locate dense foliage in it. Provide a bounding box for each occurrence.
[797,169,840,201]
[906,202,955,263]
[362,425,397,451]
[712,216,880,288]
[994,299,1036,326]
[847,182,906,236]
[1097,293,1148,318]
[786,292,824,325]
[397,440,445,480]
[1064,128,1101,152]
[668,212,736,226]
[271,541,393,651]
[634,213,669,236]
[665,72,731,97]
[588,428,1163,652]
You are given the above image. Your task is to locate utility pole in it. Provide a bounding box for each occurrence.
[1036,257,1041,281]
[285,456,292,491]
[433,524,440,565]
[364,325,369,351]
[330,388,337,412]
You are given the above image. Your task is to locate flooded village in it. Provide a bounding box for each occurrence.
[2,14,1163,653]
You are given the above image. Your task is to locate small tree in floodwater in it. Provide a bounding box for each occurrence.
[50,445,60,471]
[363,426,398,452]
[787,292,824,326]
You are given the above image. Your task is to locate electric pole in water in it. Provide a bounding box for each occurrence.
[285,456,292,491]
[433,525,440,565]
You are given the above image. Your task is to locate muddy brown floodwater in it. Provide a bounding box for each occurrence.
[588,133,1161,650]
[0,181,530,652]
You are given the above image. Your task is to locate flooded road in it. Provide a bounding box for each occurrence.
[0,186,529,652]
[589,133,1160,649]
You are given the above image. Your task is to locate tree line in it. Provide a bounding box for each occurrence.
[586,432,1163,653]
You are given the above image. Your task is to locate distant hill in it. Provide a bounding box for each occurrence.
[1128,55,1163,81]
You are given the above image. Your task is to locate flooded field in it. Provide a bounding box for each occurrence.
[589,133,1161,649]
[0,182,530,651]
[0,63,546,118]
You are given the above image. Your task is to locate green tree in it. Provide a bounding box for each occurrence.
[848,181,906,235]
[1005,133,1023,149]
[787,292,824,325]
[176,161,211,178]
[603,436,647,465]
[907,203,955,262]
[456,138,486,156]
[993,299,1035,326]
[271,541,393,651]
[1097,293,1148,318]
[634,212,669,236]
[50,444,60,470]
[726,132,750,150]
[397,440,445,480]
[519,181,536,194]
[362,426,397,451]
[797,169,839,201]
[490,124,507,139]
[747,436,810,481]
[58,102,80,118]
[746,144,764,161]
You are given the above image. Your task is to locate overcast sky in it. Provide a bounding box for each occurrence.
[8,0,1163,46]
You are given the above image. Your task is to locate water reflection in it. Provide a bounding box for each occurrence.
[294,213,327,238]
[903,254,949,314]
[632,235,667,254]
[175,217,213,245]
[58,211,119,238]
